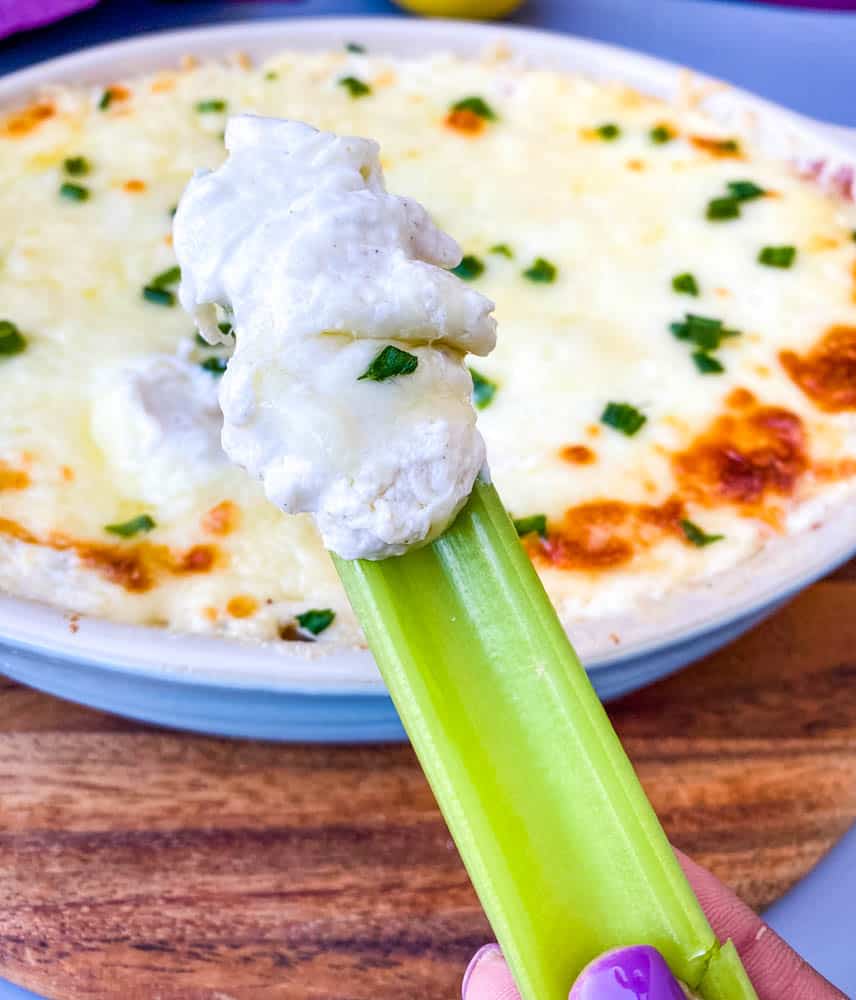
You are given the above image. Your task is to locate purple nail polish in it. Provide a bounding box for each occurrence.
[462,942,503,999]
[569,945,687,1000]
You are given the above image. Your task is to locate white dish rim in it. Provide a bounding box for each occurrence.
[0,15,854,694]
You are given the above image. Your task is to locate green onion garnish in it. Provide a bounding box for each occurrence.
[345,42,366,53]
[450,96,498,121]
[706,196,740,221]
[296,608,335,635]
[727,180,766,201]
[59,182,89,202]
[63,156,91,177]
[358,345,418,382]
[601,402,647,436]
[105,514,156,538]
[142,286,175,307]
[452,255,485,281]
[489,243,513,258]
[681,518,724,547]
[692,351,725,374]
[670,313,740,352]
[339,76,372,98]
[0,320,27,358]
[470,368,498,410]
[595,122,621,141]
[195,99,227,113]
[672,272,699,296]
[758,245,796,268]
[218,320,234,337]
[98,90,113,110]
[523,257,557,283]
[513,513,547,538]
[200,356,228,376]
[650,124,674,144]
[149,265,181,289]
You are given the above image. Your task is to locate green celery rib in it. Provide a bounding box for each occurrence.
[335,478,757,1000]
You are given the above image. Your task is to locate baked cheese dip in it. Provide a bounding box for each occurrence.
[1,46,855,649]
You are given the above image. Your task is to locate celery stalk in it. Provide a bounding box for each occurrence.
[335,478,757,1000]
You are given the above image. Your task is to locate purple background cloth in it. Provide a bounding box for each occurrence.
[0,0,99,40]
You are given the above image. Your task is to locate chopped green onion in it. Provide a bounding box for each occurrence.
[200,356,228,376]
[758,245,796,269]
[218,320,234,337]
[296,608,335,635]
[105,514,156,538]
[333,479,757,1000]
[195,99,227,113]
[142,285,175,307]
[670,313,740,352]
[63,156,90,177]
[595,122,621,141]
[522,257,557,283]
[358,345,418,382]
[345,42,366,53]
[0,320,27,358]
[168,204,178,217]
[513,513,547,538]
[681,518,724,547]
[264,70,278,81]
[98,90,113,110]
[692,351,725,374]
[727,180,766,201]
[649,124,674,144]
[489,243,513,258]
[149,265,181,289]
[450,96,498,121]
[470,368,498,410]
[601,401,647,436]
[452,255,485,281]
[672,272,699,296]
[706,196,740,221]
[194,333,209,347]
[339,76,372,98]
[59,182,89,202]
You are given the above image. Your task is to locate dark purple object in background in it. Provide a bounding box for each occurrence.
[0,0,99,41]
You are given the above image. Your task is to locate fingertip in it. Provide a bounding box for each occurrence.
[462,943,520,1000]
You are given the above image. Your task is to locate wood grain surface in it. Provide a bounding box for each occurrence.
[1,562,855,999]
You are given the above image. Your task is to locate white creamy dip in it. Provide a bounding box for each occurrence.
[174,115,496,560]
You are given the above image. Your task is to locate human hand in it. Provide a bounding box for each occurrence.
[462,851,846,1000]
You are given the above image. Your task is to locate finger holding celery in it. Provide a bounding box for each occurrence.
[174,115,758,1000]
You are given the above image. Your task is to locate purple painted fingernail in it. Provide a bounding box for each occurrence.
[569,945,687,1000]
[462,943,503,999]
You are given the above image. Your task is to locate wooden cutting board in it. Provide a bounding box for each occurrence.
[1,561,855,999]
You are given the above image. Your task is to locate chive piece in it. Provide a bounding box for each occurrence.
[264,70,278,81]
[692,351,725,374]
[105,514,156,538]
[470,368,498,409]
[523,257,557,283]
[200,356,228,376]
[59,182,89,202]
[345,42,366,53]
[706,196,740,221]
[358,345,418,382]
[339,76,371,98]
[333,479,758,1000]
[149,265,181,289]
[595,122,621,141]
[296,608,335,635]
[727,180,766,201]
[195,98,227,113]
[681,518,724,547]
[758,245,796,269]
[450,96,498,121]
[601,402,647,436]
[650,124,673,144]
[63,156,90,177]
[218,320,234,337]
[194,333,209,347]
[452,255,485,281]
[672,272,699,296]
[489,243,513,258]
[513,514,547,538]
[0,320,27,358]
[98,89,113,110]
[142,285,175,307]
[670,314,740,352]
